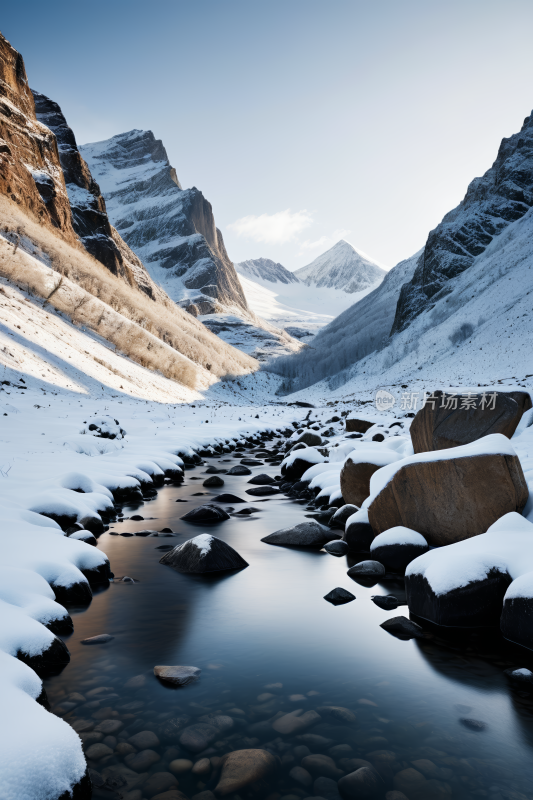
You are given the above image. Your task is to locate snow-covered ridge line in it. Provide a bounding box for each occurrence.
[0,407,297,799]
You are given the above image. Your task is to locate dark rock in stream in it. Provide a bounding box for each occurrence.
[504,667,533,689]
[180,505,231,523]
[347,561,385,580]
[232,507,260,516]
[130,515,144,521]
[240,459,264,466]
[247,473,276,485]
[203,476,225,487]
[215,748,280,795]
[246,486,281,496]
[338,766,384,799]
[262,521,340,548]
[159,534,248,574]
[205,465,226,474]
[324,588,355,606]
[18,635,70,674]
[324,540,349,556]
[179,723,219,753]
[227,465,252,475]
[211,493,247,504]
[371,595,399,610]
[81,634,114,645]
[380,616,424,640]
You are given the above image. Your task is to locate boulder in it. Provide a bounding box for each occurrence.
[180,505,231,523]
[338,766,384,798]
[330,504,359,530]
[261,521,340,548]
[410,389,532,454]
[371,595,399,610]
[347,561,385,579]
[345,418,375,434]
[282,448,326,481]
[211,493,247,503]
[340,449,401,507]
[380,616,424,640]
[179,723,219,753]
[203,476,224,487]
[245,486,280,496]
[368,436,529,546]
[215,749,279,795]
[248,474,276,485]
[271,709,321,735]
[504,667,533,689]
[324,540,349,556]
[205,465,226,474]
[324,587,355,605]
[159,534,248,573]
[226,465,252,476]
[154,666,201,686]
[343,509,374,553]
[369,527,428,572]
[301,754,343,779]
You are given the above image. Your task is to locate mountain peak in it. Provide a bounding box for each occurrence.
[294,239,386,294]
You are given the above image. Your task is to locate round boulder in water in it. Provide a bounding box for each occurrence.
[246,486,281,496]
[370,527,428,572]
[324,540,349,556]
[211,493,247,504]
[154,665,201,686]
[227,465,252,476]
[248,473,276,485]
[347,560,385,578]
[324,587,355,605]
[261,521,340,548]
[215,748,279,795]
[159,534,248,574]
[203,475,225,487]
[180,504,231,523]
[371,595,399,610]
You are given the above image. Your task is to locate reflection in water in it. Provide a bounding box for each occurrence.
[45,450,533,799]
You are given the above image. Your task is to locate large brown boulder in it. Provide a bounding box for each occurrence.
[215,749,279,795]
[345,417,374,433]
[368,440,528,546]
[410,390,532,454]
[340,449,401,507]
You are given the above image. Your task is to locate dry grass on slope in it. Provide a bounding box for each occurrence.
[0,196,258,387]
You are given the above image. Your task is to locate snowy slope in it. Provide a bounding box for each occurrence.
[294,239,387,293]
[285,206,533,404]
[236,257,300,284]
[237,272,377,340]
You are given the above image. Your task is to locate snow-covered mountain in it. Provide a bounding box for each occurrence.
[236,257,300,284]
[294,239,386,293]
[392,110,533,334]
[80,130,248,316]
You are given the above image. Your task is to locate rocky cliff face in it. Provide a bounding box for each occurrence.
[0,33,77,243]
[236,257,300,284]
[391,111,533,334]
[294,240,386,293]
[81,130,249,315]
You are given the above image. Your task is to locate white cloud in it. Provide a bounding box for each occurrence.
[228,209,313,245]
[298,228,351,255]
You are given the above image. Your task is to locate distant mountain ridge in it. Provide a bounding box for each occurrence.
[81,130,248,316]
[294,239,386,293]
[236,257,300,284]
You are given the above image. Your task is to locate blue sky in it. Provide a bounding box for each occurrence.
[4,0,533,270]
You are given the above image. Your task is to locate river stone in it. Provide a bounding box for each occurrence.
[262,521,340,548]
[302,754,343,779]
[330,505,359,530]
[338,766,383,799]
[316,707,357,724]
[343,510,374,553]
[227,465,252,475]
[215,748,279,795]
[290,766,313,787]
[372,595,399,610]
[369,528,428,572]
[205,466,225,474]
[324,540,349,556]
[159,715,192,742]
[347,561,385,578]
[192,757,211,776]
[504,667,533,689]
[380,616,424,640]
[143,772,179,797]
[203,476,224,487]
[248,473,276,485]
[197,714,234,734]
[324,588,355,606]
[180,505,231,523]
[313,776,342,800]
[246,486,281,496]
[81,634,114,645]
[94,719,123,734]
[154,666,201,685]
[272,709,321,735]
[86,743,113,760]
[410,389,532,453]
[179,723,219,753]
[368,443,529,546]
[211,493,247,503]
[159,535,248,573]
[151,792,189,800]
[240,459,264,466]
[393,768,426,796]
[128,730,160,749]
[125,749,161,771]
[169,758,193,773]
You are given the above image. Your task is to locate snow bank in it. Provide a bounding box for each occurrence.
[282,446,326,469]
[371,526,427,549]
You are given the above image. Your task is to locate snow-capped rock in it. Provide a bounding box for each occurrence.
[294,240,386,293]
[81,130,248,315]
[236,257,300,284]
[392,110,533,334]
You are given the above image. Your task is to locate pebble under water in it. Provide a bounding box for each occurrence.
[44,441,533,800]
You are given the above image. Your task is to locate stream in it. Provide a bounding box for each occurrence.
[44,438,533,800]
